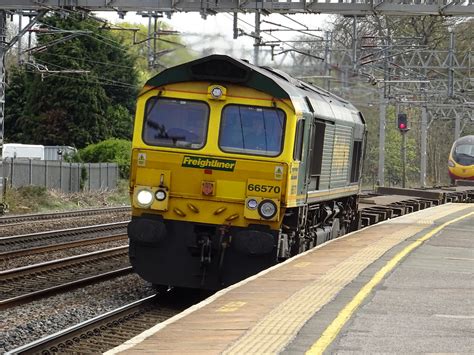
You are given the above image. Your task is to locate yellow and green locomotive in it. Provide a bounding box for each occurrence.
[128,55,366,290]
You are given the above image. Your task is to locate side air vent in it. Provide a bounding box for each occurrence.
[189,59,250,83]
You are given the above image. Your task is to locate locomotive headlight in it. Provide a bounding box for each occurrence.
[258,200,277,219]
[155,189,167,201]
[448,160,455,168]
[211,86,223,99]
[208,85,226,100]
[136,189,153,207]
[247,198,258,210]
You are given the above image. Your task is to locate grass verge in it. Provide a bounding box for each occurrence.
[2,180,130,214]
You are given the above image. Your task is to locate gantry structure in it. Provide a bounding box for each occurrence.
[0,0,472,16]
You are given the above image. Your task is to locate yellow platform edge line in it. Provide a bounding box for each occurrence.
[306,210,474,355]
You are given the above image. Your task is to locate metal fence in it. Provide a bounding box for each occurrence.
[0,159,119,192]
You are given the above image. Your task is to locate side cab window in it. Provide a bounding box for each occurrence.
[310,120,326,177]
[293,119,305,161]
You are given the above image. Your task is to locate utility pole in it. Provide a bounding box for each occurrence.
[396,104,407,188]
[27,14,32,63]
[420,105,428,187]
[447,30,461,141]
[0,10,45,209]
[0,10,6,158]
[396,109,409,188]
[454,113,461,140]
[447,30,454,99]
[147,13,153,68]
[233,12,238,40]
[0,10,6,208]
[401,131,407,188]
[377,33,390,187]
[253,10,261,66]
[377,85,386,187]
[17,13,22,64]
[153,14,158,68]
[324,31,332,91]
[352,16,357,72]
[141,11,163,69]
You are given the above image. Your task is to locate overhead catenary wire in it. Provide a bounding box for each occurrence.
[31,58,137,88]
[32,51,138,70]
[24,67,136,89]
[35,16,185,72]
[20,18,146,87]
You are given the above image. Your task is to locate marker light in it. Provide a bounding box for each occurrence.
[247,199,258,210]
[448,160,455,168]
[155,190,167,201]
[258,200,277,219]
[136,189,153,207]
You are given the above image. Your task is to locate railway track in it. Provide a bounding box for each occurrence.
[358,185,474,227]
[0,222,128,258]
[1,185,472,353]
[6,291,209,355]
[0,206,130,225]
[0,246,131,309]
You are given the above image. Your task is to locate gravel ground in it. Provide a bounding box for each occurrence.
[0,212,131,237]
[1,239,128,271]
[0,274,156,353]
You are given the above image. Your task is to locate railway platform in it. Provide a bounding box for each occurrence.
[107,203,474,354]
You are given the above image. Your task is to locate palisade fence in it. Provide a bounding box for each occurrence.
[0,159,119,192]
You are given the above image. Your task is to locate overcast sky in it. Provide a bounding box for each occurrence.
[97,11,331,58]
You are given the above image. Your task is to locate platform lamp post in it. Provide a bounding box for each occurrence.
[397,113,410,188]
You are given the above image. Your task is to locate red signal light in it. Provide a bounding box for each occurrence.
[397,113,409,132]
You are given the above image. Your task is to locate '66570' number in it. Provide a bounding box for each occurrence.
[247,184,281,193]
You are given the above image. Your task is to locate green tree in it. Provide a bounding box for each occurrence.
[4,67,29,143]
[73,138,132,178]
[6,12,139,148]
[109,22,195,85]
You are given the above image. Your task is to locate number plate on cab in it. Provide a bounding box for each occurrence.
[246,179,282,197]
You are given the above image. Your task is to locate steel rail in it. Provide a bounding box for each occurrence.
[0,233,127,258]
[0,246,131,309]
[0,206,130,225]
[5,294,160,355]
[5,287,210,355]
[0,221,129,253]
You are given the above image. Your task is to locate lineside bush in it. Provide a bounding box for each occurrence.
[71,138,131,179]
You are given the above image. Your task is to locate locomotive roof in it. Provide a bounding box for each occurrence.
[145,54,360,117]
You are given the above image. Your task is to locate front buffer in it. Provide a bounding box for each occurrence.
[128,215,279,290]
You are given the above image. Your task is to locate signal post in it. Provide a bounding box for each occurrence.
[398,113,409,188]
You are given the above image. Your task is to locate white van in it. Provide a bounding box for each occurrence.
[2,143,45,160]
